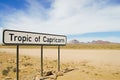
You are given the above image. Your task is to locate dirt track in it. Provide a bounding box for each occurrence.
[1,48,120,65]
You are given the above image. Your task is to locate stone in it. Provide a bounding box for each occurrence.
[44,71,53,76]
[56,71,64,77]
[63,68,74,73]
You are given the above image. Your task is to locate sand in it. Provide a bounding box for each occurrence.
[1,48,120,65]
[0,48,120,80]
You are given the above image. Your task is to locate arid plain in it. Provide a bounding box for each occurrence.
[0,48,120,80]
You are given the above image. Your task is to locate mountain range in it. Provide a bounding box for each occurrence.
[67,31,120,43]
[68,39,119,44]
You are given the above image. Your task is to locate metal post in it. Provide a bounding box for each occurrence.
[16,45,19,80]
[41,45,43,76]
[58,46,60,71]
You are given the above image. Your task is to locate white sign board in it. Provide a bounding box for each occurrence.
[3,30,67,45]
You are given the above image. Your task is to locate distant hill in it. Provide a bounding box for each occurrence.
[68,39,117,44]
[68,39,85,44]
[90,40,111,44]
[68,39,80,44]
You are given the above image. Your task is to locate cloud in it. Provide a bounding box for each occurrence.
[1,0,120,34]
[0,0,120,43]
[0,27,3,43]
[49,0,120,34]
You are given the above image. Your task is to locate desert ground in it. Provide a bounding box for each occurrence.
[0,48,120,80]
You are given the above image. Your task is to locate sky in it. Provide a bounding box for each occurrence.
[0,0,120,43]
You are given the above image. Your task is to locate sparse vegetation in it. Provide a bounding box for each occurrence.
[1,44,120,49]
[2,69,9,76]
[6,66,13,71]
[13,68,17,72]
[22,62,33,66]
[61,44,120,49]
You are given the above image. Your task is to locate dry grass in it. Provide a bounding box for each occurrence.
[62,44,120,49]
[0,52,57,80]
[1,43,120,49]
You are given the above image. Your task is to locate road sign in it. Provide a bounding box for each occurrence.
[3,29,66,79]
[3,29,67,45]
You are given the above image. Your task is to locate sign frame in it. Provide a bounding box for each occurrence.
[3,29,67,46]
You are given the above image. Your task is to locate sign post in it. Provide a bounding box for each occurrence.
[58,46,60,71]
[41,45,43,76]
[16,45,19,80]
[3,29,67,79]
